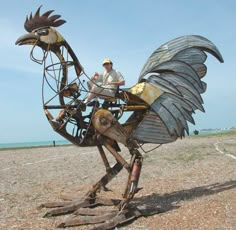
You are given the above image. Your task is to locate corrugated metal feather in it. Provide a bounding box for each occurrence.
[131,112,177,144]
[130,35,223,143]
[173,48,207,64]
[139,35,223,80]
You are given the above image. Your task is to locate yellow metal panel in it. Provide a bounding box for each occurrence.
[128,82,163,105]
[128,82,146,95]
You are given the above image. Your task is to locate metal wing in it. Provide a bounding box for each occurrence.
[130,35,224,144]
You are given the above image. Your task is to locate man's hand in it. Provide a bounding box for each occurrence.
[92,72,99,81]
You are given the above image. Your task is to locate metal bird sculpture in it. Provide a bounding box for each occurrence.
[16,6,223,229]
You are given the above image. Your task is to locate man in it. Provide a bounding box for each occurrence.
[84,59,125,103]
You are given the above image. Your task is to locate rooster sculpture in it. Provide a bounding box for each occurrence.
[16,6,223,229]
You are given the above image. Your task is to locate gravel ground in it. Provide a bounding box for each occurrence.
[0,132,235,230]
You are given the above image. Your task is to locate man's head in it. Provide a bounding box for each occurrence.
[103,58,113,72]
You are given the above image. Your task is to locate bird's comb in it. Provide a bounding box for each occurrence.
[24,5,66,32]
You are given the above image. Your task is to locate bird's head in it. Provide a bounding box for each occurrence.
[15,6,66,49]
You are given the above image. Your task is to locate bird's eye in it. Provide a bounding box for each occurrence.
[36,29,49,36]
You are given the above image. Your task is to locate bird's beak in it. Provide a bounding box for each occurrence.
[15,33,39,46]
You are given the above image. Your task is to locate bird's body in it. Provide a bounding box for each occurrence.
[16,6,223,229]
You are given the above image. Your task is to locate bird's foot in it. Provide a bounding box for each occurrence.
[56,204,142,229]
[39,197,144,229]
[39,195,161,229]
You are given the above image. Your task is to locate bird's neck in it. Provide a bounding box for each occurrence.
[62,40,84,77]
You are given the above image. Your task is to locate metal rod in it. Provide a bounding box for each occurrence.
[104,142,130,171]
[97,145,111,171]
[123,105,148,111]
[123,150,143,200]
[87,162,123,197]
[44,105,77,109]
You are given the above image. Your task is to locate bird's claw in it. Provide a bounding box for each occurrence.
[57,207,142,229]
[41,197,121,218]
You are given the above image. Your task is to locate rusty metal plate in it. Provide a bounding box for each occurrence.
[131,111,177,144]
[127,82,163,105]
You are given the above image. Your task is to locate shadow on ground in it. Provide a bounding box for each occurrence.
[130,180,236,217]
[38,180,236,229]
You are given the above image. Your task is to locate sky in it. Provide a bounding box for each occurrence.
[0,0,235,143]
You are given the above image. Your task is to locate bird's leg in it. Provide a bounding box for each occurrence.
[41,145,123,217]
[81,149,144,230]
[102,139,143,205]
[101,142,143,205]
[121,149,143,208]
[84,144,124,201]
[57,148,144,229]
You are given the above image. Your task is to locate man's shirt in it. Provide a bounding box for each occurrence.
[98,69,124,90]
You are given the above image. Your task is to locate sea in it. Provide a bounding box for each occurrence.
[0,140,71,149]
[0,129,234,149]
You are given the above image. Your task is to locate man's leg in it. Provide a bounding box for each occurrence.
[85,86,116,104]
[84,84,99,103]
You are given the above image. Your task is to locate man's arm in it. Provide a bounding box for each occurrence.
[107,70,125,86]
[107,80,125,86]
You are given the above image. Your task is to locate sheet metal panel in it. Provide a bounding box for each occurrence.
[131,112,177,144]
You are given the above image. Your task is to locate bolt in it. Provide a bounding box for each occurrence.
[100,117,109,126]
